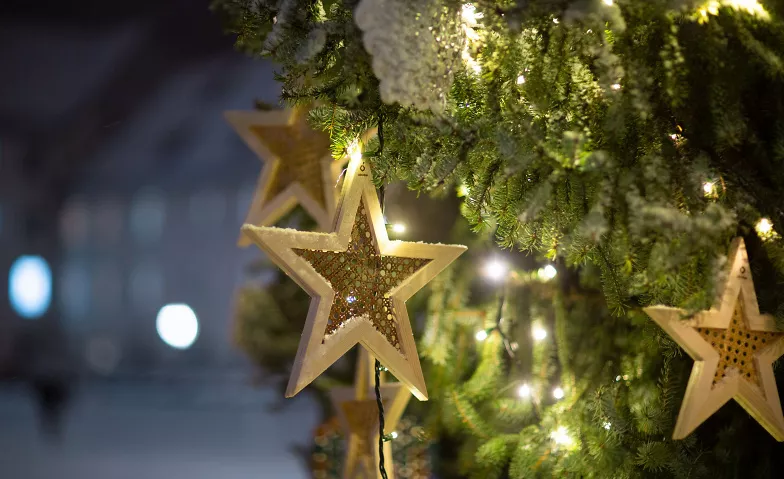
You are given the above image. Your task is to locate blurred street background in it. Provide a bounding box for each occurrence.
[0,1,317,477]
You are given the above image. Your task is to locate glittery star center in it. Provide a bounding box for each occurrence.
[294,201,430,353]
[695,299,784,394]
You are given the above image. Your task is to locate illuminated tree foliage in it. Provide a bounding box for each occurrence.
[216,0,784,477]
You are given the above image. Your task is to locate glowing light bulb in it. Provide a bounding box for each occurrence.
[703,182,715,196]
[475,329,488,341]
[516,75,526,85]
[390,431,398,439]
[553,18,560,24]
[540,264,557,280]
[391,223,406,234]
[461,4,480,24]
[611,83,621,90]
[603,421,612,430]
[603,0,614,5]
[532,326,547,341]
[483,259,508,282]
[517,383,531,398]
[756,218,773,236]
[550,426,574,446]
[553,387,565,400]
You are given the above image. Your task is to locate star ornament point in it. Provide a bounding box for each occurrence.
[242,155,467,401]
[330,349,411,479]
[644,238,784,441]
[225,106,341,247]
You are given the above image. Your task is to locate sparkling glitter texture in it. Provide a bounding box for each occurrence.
[696,299,784,393]
[251,117,332,208]
[294,201,430,352]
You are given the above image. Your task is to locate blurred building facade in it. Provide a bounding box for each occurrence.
[0,2,317,477]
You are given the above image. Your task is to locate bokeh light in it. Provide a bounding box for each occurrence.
[156,303,199,349]
[9,255,52,319]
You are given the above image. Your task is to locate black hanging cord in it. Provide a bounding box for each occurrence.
[374,359,389,479]
[375,110,390,479]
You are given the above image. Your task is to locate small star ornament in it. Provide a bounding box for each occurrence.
[242,152,466,400]
[225,106,341,246]
[645,238,784,441]
[331,348,410,479]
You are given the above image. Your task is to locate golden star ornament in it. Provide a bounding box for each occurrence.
[644,238,784,441]
[331,348,411,479]
[225,106,342,247]
[241,153,467,400]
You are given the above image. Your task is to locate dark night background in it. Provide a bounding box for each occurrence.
[0,1,318,477]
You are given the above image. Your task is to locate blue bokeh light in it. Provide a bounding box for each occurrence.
[9,255,52,319]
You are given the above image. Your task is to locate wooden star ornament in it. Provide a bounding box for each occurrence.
[331,348,411,479]
[644,238,784,441]
[241,153,467,400]
[225,106,341,246]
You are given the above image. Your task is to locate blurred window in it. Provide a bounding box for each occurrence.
[129,260,163,313]
[130,189,165,244]
[93,261,122,314]
[60,261,91,321]
[94,199,123,246]
[236,184,256,222]
[189,191,226,226]
[60,199,90,250]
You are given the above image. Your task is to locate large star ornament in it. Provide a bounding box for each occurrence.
[644,238,784,441]
[331,348,411,479]
[242,154,466,400]
[225,106,341,246]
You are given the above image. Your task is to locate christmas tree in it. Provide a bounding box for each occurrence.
[214,0,784,477]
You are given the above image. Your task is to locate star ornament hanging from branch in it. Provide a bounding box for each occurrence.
[241,154,467,400]
[644,238,784,441]
[331,349,410,479]
[225,106,342,247]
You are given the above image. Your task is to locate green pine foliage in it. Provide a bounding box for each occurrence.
[214,0,784,477]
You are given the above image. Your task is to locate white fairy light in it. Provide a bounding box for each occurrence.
[540,264,557,280]
[603,0,614,5]
[475,329,488,341]
[516,74,526,85]
[611,83,622,90]
[532,326,547,341]
[550,426,574,447]
[553,387,565,400]
[702,182,715,196]
[756,218,774,236]
[517,383,531,398]
[603,421,612,430]
[461,4,482,24]
[483,259,509,282]
[390,431,398,439]
[553,18,560,24]
[391,223,406,234]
